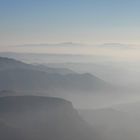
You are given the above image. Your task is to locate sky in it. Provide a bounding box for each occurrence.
[1,0,140,53]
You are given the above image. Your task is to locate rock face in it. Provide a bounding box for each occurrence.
[0,96,97,140]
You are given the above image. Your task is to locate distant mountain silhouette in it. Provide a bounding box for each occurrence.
[0,96,98,140]
[0,57,112,94]
[0,57,74,75]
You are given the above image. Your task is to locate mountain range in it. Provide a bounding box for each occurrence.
[0,57,112,95]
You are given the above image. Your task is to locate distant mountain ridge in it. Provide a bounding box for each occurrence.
[0,56,74,75]
[0,56,112,94]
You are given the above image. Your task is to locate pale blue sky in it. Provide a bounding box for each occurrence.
[1,0,140,46]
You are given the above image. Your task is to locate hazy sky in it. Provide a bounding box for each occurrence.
[1,0,140,47]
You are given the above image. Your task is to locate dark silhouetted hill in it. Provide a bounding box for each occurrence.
[0,96,98,140]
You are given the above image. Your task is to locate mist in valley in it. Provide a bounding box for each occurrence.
[1,0,140,140]
[0,50,140,140]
